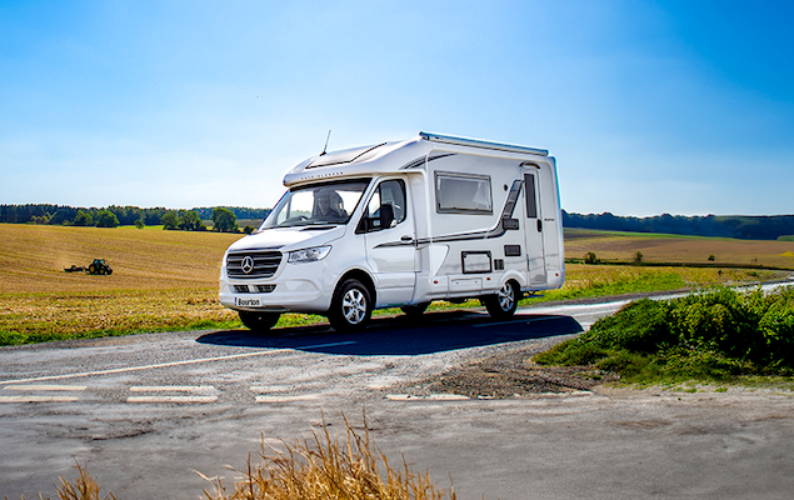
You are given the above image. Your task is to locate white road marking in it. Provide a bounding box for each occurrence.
[255,394,320,403]
[130,385,214,393]
[0,395,80,403]
[127,395,218,404]
[0,341,357,386]
[3,384,87,391]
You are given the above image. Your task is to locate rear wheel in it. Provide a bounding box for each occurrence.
[329,279,372,332]
[239,311,281,333]
[483,281,519,319]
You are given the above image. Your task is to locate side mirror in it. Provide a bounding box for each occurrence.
[379,203,395,229]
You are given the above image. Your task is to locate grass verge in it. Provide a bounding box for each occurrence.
[1,265,785,346]
[534,286,794,386]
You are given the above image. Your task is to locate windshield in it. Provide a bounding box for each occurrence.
[261,179,370,229]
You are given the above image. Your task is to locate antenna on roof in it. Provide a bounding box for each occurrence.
[320,130,332,156]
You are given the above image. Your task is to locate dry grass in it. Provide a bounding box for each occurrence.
[27,417,457,500]
[0,289,240,344]
[564,228,794,269]
[200,416,456,500]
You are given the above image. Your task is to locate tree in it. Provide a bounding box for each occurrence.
[134,218,145,229]
[634,251,644,264]
[73,210,94,227]
[95,210,120,228]
[584,251,599,264]
[178,210,204,231]
[212,207,238,233]
[161,211,179,230]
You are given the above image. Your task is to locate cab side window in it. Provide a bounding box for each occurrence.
[360,179,406,232]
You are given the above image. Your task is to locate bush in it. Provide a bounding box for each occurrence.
[584,251,599,264]
[536,286,794,382]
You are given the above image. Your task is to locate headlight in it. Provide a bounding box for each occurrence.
[288,245,331,263]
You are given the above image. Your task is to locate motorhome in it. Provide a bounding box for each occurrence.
[219,132,564,332]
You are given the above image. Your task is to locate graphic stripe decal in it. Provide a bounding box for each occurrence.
[373,179,524,248]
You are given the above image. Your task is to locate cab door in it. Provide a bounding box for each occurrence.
[523,169,547,285]
[358,178,417,306]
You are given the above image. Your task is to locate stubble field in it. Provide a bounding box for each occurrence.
[1,224,791,345]
[565,228,794,268]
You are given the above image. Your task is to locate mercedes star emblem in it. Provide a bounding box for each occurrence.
[241,256,255,274]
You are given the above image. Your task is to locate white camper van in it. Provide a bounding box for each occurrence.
[219,132,564,332]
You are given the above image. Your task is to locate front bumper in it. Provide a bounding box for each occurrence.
[219,261,334,314]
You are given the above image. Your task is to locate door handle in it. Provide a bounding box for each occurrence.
[537,219,543,232]
[400,235,414,242]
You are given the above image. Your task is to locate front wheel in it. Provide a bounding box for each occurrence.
[328,279,372,332]
[483,281,519,319]
[239,311,281,333]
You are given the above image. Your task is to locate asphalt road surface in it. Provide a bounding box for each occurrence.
[2,297,794,499]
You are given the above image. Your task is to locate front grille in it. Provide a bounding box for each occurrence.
[227,250,282,279]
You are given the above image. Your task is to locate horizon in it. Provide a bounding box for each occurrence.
[4,201,794,220]
[2,1,793,217]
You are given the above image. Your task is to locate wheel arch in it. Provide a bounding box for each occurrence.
[492,270,526,299]
[334,268,377,306]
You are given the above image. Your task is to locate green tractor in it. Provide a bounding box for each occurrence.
[87,259,113,275]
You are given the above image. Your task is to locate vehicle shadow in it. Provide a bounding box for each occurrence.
[195,310,584,356]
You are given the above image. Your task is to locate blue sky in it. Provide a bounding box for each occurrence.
[1,0,792,216]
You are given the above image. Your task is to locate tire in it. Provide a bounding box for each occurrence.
[328,279,372,332]
[88,264,96,275]
[239,311,281,333]
[400,302,429,318]
[483,281,519,319]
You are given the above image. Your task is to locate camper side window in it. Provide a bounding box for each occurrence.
[361,179,406,232]
[435,172,493,214]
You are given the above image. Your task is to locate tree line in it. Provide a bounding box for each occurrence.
[0,204,271,233]
[563,211,794,241]
[5,203,794,240]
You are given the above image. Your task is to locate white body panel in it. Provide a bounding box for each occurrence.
[219,132,564,316]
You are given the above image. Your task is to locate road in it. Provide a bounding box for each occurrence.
[2,296,794,499]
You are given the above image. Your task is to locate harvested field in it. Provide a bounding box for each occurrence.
[564,228,794,269]
[0,224,246,344]
[1,224,791,345]
[0,224,242,294]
